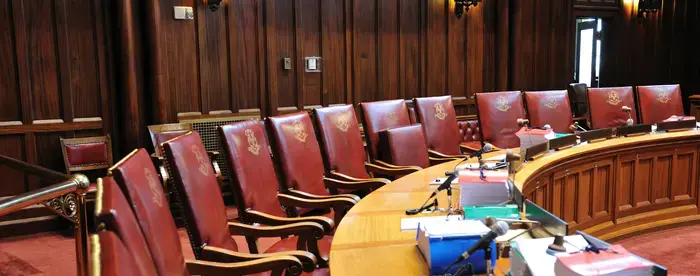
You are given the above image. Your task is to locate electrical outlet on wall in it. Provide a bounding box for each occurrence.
[174,6,194,20]
[305,57,321,72]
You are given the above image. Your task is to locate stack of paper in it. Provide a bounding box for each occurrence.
[664,115,695,122]
[510,235,589,276]
[400,215,462,231]
[554,244,654,276]
[516,127,555,150]
[458,169,509,207]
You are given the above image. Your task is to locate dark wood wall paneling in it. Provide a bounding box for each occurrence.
[0,0,114,235]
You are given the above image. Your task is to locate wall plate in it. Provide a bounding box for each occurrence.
[174,6,194,20]
[305,57,321,72]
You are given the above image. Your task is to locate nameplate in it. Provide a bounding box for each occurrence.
[524,141,549,161]
[548,134,577,151]
[579,128,613,143]
[657,119,696,132]
[617,124,652,137]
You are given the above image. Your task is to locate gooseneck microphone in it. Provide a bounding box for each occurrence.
[449,221,509,267]
[621,106,634,126]
[570,121,587,132]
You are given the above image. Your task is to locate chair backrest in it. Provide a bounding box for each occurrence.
[587,86,637,129]
[109,149,189,276]
[60,136,112,173]
[408,106,418,124]
[265,112,330,197]
[91,231,149,276]
[474,91,526,149]
[162,131,238,258]
[379,125,430,168]
[636,84,685,124]
[567,83,589,118]
[94,177,159,276]
[219,121,287,218]
[148,123,193,156]
[359,100,412,162]
[313,105,371,179]
[458,120,481,143]
[523,90,574,133]
[413,96,462,155]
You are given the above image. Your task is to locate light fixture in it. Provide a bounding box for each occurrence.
[203,0,222,12]
[454,0,483,19]
[638,0,662,21]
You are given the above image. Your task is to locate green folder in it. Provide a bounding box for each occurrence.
[462,205,520,220]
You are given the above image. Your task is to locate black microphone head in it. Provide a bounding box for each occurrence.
[492,221,509,236]
[483,143,493,153]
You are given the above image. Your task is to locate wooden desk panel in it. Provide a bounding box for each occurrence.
[330,130,700,275]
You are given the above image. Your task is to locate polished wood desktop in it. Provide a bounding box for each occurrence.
[330,129,700,275]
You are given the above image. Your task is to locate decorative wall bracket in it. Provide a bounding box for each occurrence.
[454,0,483,19]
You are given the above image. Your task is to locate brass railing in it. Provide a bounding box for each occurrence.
[0,154,89,276]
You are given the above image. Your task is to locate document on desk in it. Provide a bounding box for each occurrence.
[400,215,462,231]
[510,235,589,276]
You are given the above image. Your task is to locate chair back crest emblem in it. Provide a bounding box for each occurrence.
[191,145,210,176]
[244,129,261,155]
[606,91,622,105]
[543,96,559,109]
[293,120,308,142]
[434,103,447,120]
[656,91,671,104]
[495,96,512,112]
[385,111,398,123]
[335,112,351,132]
[144,168,163,208]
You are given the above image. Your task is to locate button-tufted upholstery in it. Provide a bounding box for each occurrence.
[218,121,289,218]
[162,132,239,257]
[313,105,371,179]
[413,96,462,156]
[636,84,685,124]
[587,87,637,129]
[475,91,526,149]
[94,177,159,276]
[92,231,147,276]
[379,124,431,169]
[523,90,574,133]
[457,120,482,152]
[109,149,189,276]
[359,100,412,162]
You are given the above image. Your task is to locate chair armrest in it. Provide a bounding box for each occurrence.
[428,149,466,159]
[200,245,317,273]
[323,176,387,192]
[459,143,481,153]
[186,256,304,276]
[286,189,360,202]
[278,193,356,224]
[329,171,390,185]
[228,221,324,240]
[365,161,421,177]
[245,209,335,234]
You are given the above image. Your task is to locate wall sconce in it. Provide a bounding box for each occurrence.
[638,0,662,21]
[454,0,483,19]
[203,0,222,12]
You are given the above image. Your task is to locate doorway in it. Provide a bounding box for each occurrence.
[574,18,603,87]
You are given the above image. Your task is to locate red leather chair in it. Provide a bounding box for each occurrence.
[107,149,313,275]
[636,84,685,124]
[458,120,482,154]
[358,100,424,174]
[265,113,362,217]
[94,176,309,276]
[408,106,418,124]
[312,105,393,189]
[413,96,467,161]
[91,231,149,275]
[60,135,112,195]
[523,90,574,133]
[587,87,638,129]
[379,124,431,169]
[474,91,526,149]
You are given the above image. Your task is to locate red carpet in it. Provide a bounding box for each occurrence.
[618,224,700,275]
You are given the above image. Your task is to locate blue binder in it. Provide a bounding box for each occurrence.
[416,222,497,275]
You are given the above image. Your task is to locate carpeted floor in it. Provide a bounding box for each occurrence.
[1,224,699,275]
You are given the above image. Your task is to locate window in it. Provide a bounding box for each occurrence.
[574,18,603,87]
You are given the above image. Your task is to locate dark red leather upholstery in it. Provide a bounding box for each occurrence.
[312,105,371,179]
[568,83,589,118]
[109,149,189,276]
[523,90,574,133]
[636,84,685,124]
[379,125,430,168]
[475,91,526,149]
[94,231,148,276]
[219,121,288,218]
[65,142,109,166]
[458,120,482,153]
[408,107,418,124]
[265,112,330,198]
[587,87,637,129]
[162,132,239,256]
[153,130,190,155]
[413,96,462,155]
[359,100,412,161]
[94,177,159,276]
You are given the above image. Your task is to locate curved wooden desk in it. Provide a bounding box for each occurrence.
[330,130,700,275]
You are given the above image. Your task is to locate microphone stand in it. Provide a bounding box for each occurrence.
[452,245,493,276]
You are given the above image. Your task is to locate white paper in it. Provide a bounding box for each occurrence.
[512,235,589,276]
[422,219,490,237]
[400,215,462,231]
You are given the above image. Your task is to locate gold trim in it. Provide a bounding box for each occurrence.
[434,103,447,120]
[656,91,671,103]
[245,129,262,155]
[543,97,559,109]
[90,234,101,276]
[495,96,512,112]
[605,91,622,105]
[293,120,308,142]
[95,178,104,216]
[108,148,139,175]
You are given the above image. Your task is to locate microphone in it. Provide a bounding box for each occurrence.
[621,106,634,126]
[505,149,521,162]
[570,122,587,132]
[517,118,530,128]
[451,221,509,264]
[470,143,494,160]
